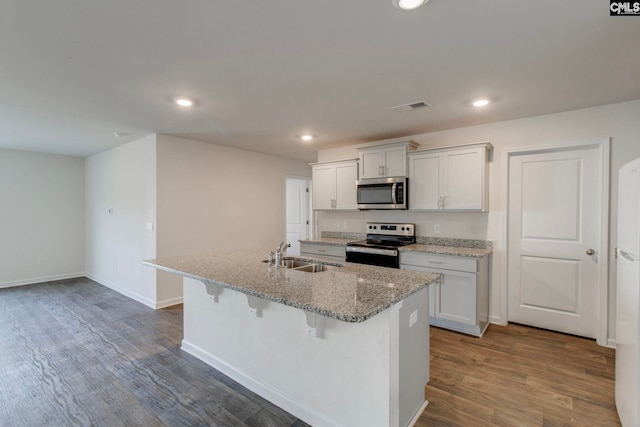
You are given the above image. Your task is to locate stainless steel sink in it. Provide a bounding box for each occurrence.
[280,258,312,269]
[262,257,342,273]
[290,263,336,273]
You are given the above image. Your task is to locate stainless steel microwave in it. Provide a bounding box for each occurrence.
[356,177,408,210]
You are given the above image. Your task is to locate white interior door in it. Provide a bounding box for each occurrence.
[508,145,603,338]
[286,178,310,256]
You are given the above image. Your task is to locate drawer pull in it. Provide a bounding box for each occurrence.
[428,261,445,264]
[318,249,326,252]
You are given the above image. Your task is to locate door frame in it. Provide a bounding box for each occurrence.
[284,176,312,250]
[501,138,610,346]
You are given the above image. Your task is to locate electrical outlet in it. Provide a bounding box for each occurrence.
[434,224,441,234]
[409,310,418,327]
[343,221,348,229]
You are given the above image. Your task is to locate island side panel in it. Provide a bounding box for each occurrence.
[398,286,430,426]
[181,277,398,427]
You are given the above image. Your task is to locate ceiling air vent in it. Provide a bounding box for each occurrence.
[391,100,431,112]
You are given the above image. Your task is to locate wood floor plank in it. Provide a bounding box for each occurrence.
[0,278,307,427]
[419,325,621,426]
[1,278,623,426]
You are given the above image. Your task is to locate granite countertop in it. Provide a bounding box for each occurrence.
[299,237,357,246]
[302,237,493,258]
[400,244,493,258]
[143,249,438,323]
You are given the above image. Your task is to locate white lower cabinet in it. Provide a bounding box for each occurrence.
[300,242,346,262]
[400,251,490,337]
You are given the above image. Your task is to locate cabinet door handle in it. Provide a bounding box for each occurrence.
[438,196,443,209]
[428,261,446,265]
[442,196,447,208]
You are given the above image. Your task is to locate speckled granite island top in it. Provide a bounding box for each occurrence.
[143,249,439,323]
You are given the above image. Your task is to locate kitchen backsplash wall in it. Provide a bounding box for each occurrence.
[315,210,494,241]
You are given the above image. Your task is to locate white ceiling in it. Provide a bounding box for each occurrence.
[1,1,639,162]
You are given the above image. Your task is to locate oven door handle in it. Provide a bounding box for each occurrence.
[346,246,398,257]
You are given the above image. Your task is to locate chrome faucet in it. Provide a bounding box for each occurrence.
[274,241,290,266]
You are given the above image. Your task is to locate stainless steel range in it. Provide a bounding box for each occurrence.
[346,222,416,268]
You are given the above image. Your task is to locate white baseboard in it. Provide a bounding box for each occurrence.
[181,340,342,427]
[156,296,183,309]
[408,400,429,427]
[86,273,156,309]
[607,338,617,349]
[489,314,507,326]
[0,272,86,289]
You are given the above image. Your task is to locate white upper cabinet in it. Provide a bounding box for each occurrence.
[358,141,419,179]
[311,159,358,210]
[409,142,492,212]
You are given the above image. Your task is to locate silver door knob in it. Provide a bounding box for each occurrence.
[586,249,595,255]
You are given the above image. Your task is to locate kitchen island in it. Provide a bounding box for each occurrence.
[144,249,439,427]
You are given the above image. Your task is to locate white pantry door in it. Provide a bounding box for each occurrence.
[285,178,310,256]
[508,145,603,338]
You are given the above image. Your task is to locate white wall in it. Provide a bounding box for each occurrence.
[0,149,85,287]
[317,99,640,342]
[85,135,158,307]
[155,135,312,300]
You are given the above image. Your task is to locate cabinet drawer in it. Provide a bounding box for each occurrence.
[400,252,477,273]
[300,243,346,259]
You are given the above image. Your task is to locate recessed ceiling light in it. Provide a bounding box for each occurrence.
[300,134,314,142]
[392,0,428,10]
[113,131,131,138]
[472,99,490,107]
[174,97,194,107]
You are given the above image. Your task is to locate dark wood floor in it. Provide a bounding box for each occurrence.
[0,278,622,426]
[0,277,308,427]
[419,323,621,426]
